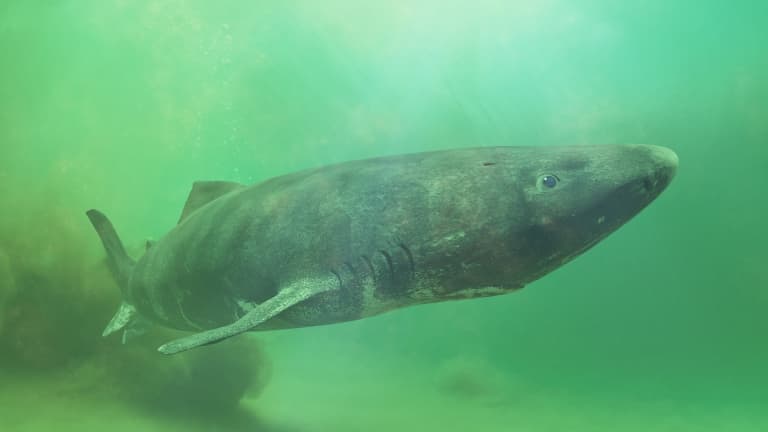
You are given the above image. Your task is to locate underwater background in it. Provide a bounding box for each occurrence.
[1,1,766,431]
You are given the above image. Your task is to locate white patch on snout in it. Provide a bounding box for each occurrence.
[597,215,606,224]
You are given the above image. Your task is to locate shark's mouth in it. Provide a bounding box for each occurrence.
[513,174,669,286]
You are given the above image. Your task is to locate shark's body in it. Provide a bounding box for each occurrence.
[87,145,677,354]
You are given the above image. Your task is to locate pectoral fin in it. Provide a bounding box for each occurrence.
[157,277,337,355]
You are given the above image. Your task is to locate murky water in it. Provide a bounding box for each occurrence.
[1,1,766,431]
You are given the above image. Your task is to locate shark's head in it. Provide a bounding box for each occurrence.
[428,144,677,299]
[506,144,678,285]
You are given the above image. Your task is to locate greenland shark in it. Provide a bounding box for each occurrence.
[87,145,678,355]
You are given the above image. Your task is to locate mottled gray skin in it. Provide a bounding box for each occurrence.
[124,145,677,334]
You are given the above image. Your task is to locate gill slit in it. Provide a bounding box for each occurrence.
[398,243,415,275]
[330,269,343,290]
[361,255,376,281]
[379,250,394,276]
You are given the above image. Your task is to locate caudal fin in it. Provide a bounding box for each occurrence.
[86,209,139,338]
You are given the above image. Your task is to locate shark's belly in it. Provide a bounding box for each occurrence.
[130,235,420,332]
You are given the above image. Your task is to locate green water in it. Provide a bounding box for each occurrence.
[1,1,766,431]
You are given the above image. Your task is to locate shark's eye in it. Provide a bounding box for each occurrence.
[538,174,559,189]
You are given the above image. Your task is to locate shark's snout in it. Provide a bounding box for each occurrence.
[642,145,678,197]
[649,145,679,171]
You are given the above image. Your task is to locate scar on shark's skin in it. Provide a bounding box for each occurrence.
[87,145,678,354]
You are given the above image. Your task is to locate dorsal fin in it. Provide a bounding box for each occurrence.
[178,181,245,223]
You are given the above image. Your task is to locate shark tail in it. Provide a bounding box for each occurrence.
[86,209,141,339]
